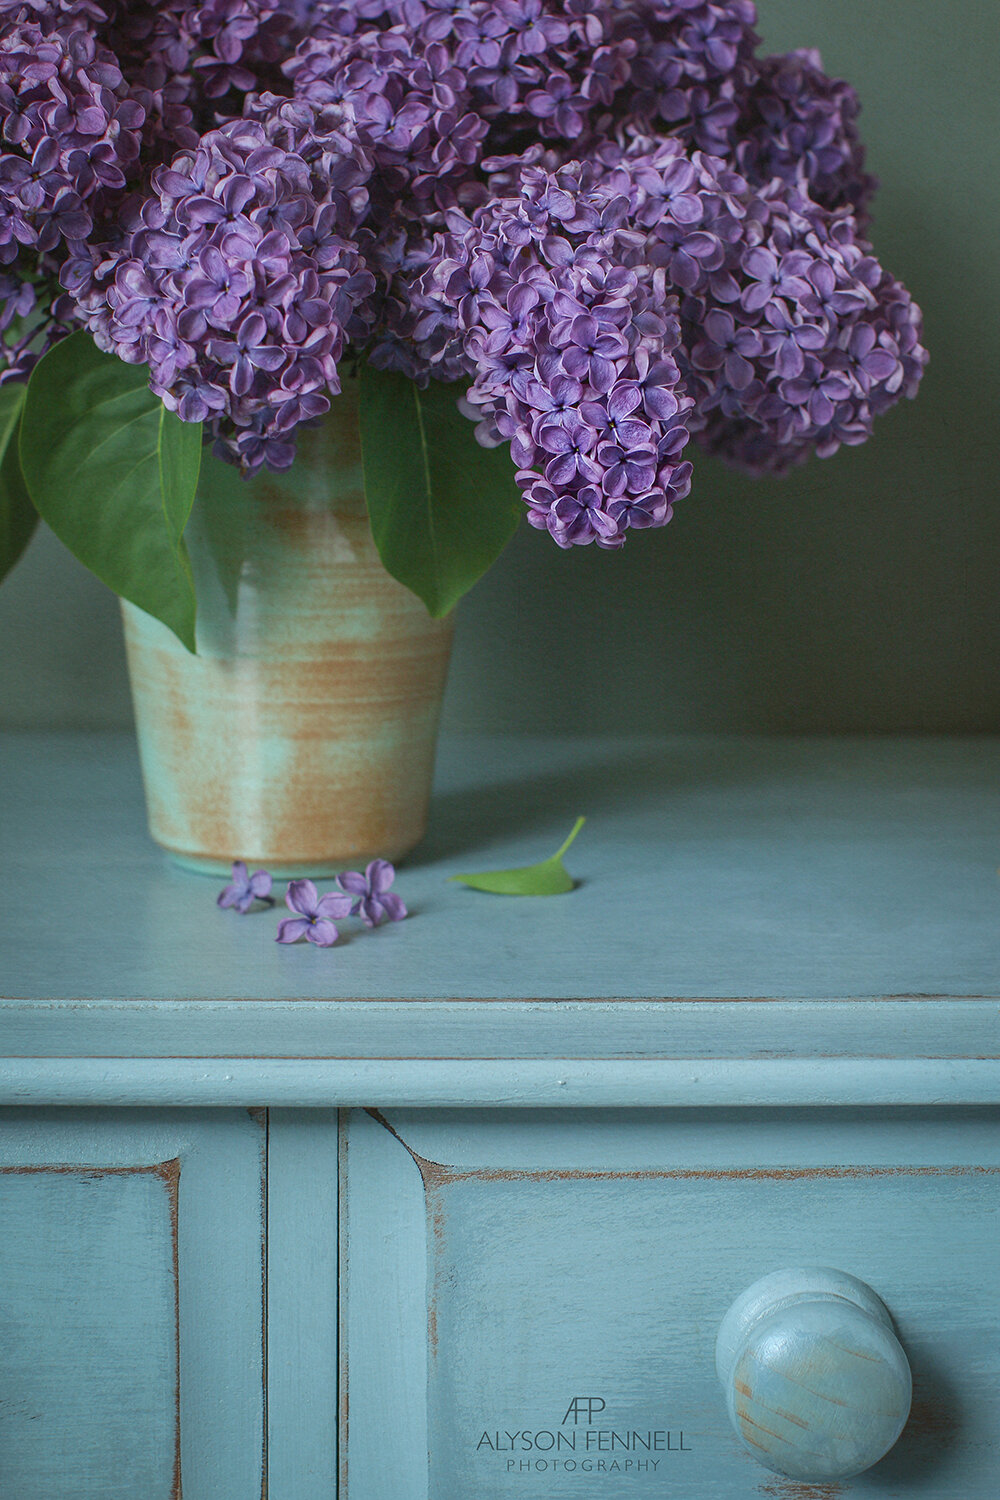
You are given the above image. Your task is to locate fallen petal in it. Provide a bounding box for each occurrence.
[380,892,408,922]
[367,859,396,894]
[276,917,311,944]
[285,878,319,917]
[307,919,340,947]
[316,891,353,920]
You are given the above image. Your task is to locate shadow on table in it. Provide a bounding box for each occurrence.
[414,736,807,864]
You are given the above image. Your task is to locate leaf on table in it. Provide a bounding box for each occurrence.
[20,332,203,651]
[0,382,38,584]
[449,817,586,895]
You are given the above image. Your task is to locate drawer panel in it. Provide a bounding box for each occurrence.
[339,1107,1000,1499]
[0,1109,265,1500]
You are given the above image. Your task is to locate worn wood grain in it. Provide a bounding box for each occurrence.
[1,732,998,1002]
[3,999,999,1061]
[266,1109,339,1497]
[717,1268,912,1482]
[339,1108,428,1500]
[3,1056,1000,1108]
[337,1107,1000,1499]
[0,1109,264,1500]
[0,1162,178,1499]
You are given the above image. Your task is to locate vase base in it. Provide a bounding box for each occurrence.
[162,844,418,880]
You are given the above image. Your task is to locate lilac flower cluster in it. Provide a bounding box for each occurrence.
[70,109,375,468]
[0,6,144,376]
[736,49,877,220]
[679,175,926,473]
[396,130,923,544]
[108,0,312,156]
[0,0,926,535]
[420,150,696,547]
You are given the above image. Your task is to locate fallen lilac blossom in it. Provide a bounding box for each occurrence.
[217,859,275,913]
[337,858,407,927]
[275,877,352,946]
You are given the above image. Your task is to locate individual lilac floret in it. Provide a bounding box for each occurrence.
[337,859,408,928]
[276,878,352,946]
[217,860,274,914]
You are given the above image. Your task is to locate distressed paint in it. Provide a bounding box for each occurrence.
[2,734,1000,1497]
[265,1109,339,1498]
[339,1111,350,1500]
[3,1056,1000,1108]
[339,1108,429,1500]
[336,1108,1000,1499]
[3,1000,1000,1060]
[122,382,453,876]
[2,733,999,1000]
[381,1106,1000,1174]
[4,996,1000,1104]
[0,1163,178,1500]
[758,1483,843,1500]
[0,1109,265,1500]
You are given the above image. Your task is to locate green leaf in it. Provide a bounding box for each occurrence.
[359,361,522,617]
[0,383,38,584]
[20,332,203,651]
[450,817,587,896]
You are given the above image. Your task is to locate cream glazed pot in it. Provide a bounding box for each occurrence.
[122,381,454,876]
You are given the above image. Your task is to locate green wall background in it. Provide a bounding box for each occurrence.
[0,0,997,732]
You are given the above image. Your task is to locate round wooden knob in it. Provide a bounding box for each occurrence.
[716,1268,912,1482]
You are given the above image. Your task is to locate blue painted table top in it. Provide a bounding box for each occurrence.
[1,731,997,1004]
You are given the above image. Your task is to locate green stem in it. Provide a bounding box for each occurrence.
[553,816,586,862]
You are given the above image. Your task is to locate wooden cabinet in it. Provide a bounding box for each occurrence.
[1,734,999,1496]
[4,1090,998,1496]
[337,1106,1000,1497]
[0,1109,265,1500]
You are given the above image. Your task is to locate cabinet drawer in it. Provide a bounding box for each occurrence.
[0,1109,265,1500]
[339,1107,1000,1499]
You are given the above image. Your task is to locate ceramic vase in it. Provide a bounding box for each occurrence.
[122,381,454,876]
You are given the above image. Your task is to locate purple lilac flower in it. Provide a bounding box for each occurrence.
[614,1,760,156]
[413,146,703,548]
[275,877,352,945]
[737,49,878,221]
[0,16,145,248]
[676,169,927,473]
[337,859,407,927]
[0,0,926,537]
[217,859,274,913]
[70,109,377,472]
